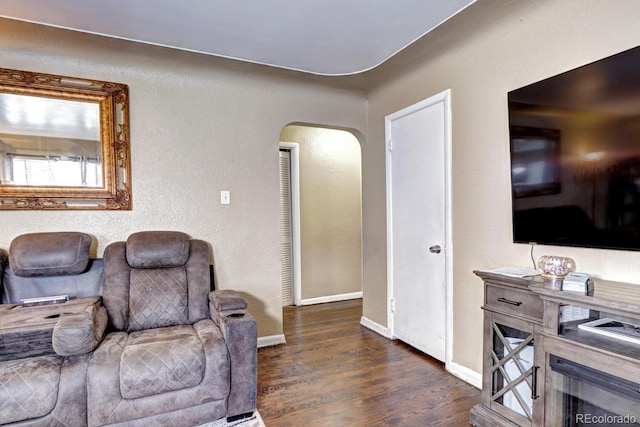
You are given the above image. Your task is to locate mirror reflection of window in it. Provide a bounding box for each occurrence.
[0,93,102,187]
[9,155,101,187]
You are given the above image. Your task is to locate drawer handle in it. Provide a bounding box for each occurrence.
[531,366,540,400]
[497,297,523,306]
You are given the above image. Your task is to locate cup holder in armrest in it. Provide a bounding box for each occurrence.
[45,313,73,319]
[226,313,246,318]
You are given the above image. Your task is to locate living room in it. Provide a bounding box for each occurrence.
[1,1,640,425]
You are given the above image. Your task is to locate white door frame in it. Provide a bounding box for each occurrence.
[279,141,302,306]
[385,89,453,366]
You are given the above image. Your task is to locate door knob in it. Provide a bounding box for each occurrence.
[429,245,442,254]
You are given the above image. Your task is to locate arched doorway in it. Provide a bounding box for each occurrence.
[279,124,363,308]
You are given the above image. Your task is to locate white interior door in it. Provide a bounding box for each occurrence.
[386,90,451,362]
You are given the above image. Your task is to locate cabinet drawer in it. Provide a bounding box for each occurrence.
[485,283,543,320]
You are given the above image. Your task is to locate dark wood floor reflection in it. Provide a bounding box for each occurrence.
[257,299,480,426]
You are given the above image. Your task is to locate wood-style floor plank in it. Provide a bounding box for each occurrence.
[257,299,479,426]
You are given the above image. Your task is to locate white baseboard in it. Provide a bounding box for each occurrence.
[360,316,394,339]
[257,334,286,348]
[360,316,481,389]
[301,291,362,306]
[446,360,482,389]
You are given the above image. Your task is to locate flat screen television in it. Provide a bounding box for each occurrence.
[509,45,640,251]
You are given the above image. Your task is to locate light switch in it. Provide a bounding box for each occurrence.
[220,191,230,205]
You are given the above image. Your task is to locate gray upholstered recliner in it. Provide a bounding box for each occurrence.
[0,232,106,426]
[87,231,257,427]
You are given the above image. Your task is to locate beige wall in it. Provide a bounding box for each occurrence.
[0,18,367,339]
[362,0,640,374]
[3,0,640,379]
[280,125,362,301]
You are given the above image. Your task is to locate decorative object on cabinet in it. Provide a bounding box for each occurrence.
[536,255,575,278]
[0,67,131,210]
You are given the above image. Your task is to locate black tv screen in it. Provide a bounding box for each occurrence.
[509,45,640,251]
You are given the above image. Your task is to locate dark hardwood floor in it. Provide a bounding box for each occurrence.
[256,299,480,426]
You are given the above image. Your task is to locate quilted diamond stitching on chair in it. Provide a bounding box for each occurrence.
[128,267,188,332]
[0,356,62,424]
[119,325,206,399]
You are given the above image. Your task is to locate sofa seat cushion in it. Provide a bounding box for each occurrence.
[0,355,61,424]
[120,325,205,399]
[88,319,231,426]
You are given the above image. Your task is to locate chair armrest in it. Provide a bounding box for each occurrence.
[209,289,248,312]
[208,290,257,417]
[52,301,108,356]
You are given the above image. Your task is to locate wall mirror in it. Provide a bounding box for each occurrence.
[0,68,131,209]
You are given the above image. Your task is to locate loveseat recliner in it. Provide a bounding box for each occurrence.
[87,231,257,426]
[1,231,257,427]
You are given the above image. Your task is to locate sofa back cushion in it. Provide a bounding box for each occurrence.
[128,267,189,331]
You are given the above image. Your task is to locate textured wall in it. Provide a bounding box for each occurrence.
[363,0,640,375]
[0,18,367,338]
[280,125,362,301]
[4,0,640,379]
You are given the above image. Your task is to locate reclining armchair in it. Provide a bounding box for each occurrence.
[0,232,106,426]
[87,231,257,426]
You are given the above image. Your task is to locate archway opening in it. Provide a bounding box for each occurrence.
[279,124,363,313]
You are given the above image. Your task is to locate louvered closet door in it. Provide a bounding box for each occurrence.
[279,149,294,306]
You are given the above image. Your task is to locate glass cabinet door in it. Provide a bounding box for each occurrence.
[485,312,542,425]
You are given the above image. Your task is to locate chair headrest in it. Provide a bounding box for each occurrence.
[9,232,92,277]
[126,231,190,268]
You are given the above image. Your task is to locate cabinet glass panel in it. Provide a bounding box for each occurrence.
[491,321,535,421]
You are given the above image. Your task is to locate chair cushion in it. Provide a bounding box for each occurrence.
[0,355,62,424]
[126,231,190,268]
[87,320,230,425]
[128,267,189,332]
[120,325,206,399]
[9,232,92,277]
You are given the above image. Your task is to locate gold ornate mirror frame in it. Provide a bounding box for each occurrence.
[0,68,131,210]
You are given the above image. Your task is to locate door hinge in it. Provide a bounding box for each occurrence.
[389,299,395,313]
[388,139,393,151]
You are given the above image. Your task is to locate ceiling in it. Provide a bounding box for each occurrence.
[0,0,476,76]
